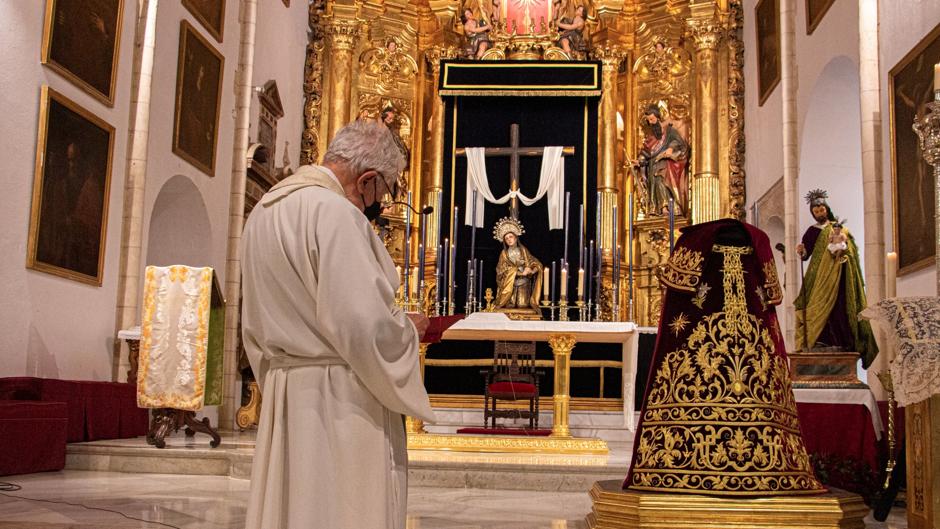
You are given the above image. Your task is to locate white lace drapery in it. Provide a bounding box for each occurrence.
[861,296,940,407]
[463,146,565,229]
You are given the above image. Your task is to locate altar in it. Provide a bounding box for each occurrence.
[407,313,638,455]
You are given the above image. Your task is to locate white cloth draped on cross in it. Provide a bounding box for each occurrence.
[463,146,566,229]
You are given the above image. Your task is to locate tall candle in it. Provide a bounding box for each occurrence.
[578,268,584,298]
[467,259,473,300]
[561,267,568,297]
[543,267,549,296]
[935,63,940,91]
[469,190,478,269]
[588,240,594,306]
[551,261,557,302]
[404,191,413,300]
[411,267,419,298]
[578,203,585,270]
[477,259,483,306]
[449,242,456,313]
[442,238,449,306]
[418,243,425,285]
[436,243,443,304]
[563,192,571,268]
[886,252,898,299]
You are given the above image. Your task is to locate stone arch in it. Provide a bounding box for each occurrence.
[146,175,212,267]
[798,55,865,270]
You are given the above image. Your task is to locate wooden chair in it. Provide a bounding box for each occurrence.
[482,341,543,429]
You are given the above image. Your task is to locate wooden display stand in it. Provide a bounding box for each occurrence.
[788,351,865,388]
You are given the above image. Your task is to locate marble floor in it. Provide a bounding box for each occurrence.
[0,470,908,528]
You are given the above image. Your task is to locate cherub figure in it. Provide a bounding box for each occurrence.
[827,222,848,261]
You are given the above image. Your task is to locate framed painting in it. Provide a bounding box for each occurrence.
[805,0,835,35]
[173,21,225,177]
[182,0,225,42]
[890,23,940,275]
[27,87,115,285]
[41,0,124,106]
[755,0,780,106]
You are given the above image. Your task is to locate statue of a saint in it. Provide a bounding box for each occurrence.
[462,8,491,59]
[634,105,690,216]
[493,218,543,316]
[380,105,409,195]
[556,5,586,55]
[794,189,878,367]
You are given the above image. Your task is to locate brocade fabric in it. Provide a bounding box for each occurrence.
[625,220,824,496]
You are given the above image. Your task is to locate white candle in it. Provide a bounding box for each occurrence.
[543,267,549,296]
[577,268,584,297]
[411,267,419,298]
[886,252,898,299]
[561,267,568,297]
[935,63,940,91]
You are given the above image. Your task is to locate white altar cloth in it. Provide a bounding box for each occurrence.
[443,313,640,429]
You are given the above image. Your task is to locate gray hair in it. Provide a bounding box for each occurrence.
[322,119,405,189]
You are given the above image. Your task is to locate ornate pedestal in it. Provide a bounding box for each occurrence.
[907,394,940,529]
[788,351,864,388]
[236,381,261,430]
[586,480,868,529]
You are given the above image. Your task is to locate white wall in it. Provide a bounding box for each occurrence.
[0,2,138,380]
[879,3,940,296]
[0,0,311,382]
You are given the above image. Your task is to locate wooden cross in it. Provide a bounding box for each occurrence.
[456,123,575,219]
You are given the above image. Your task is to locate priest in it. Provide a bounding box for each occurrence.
[240,119,436,529]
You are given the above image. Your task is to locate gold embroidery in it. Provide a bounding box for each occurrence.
[659,247,706,292]
[669,313,689,336]
[762,261,783,306]
[630,244,823,495]
[692,283,711,309]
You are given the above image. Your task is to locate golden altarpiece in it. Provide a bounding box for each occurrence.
[289,0,748,434]
[299,0,747,323]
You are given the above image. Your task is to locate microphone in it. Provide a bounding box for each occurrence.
[382,200,434,215]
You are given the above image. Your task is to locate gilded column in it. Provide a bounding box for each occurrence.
[325,19,359,143]
[423,46,457,251]
[687,18,723,224]
[548,334,577,437]
[594,46,625,253]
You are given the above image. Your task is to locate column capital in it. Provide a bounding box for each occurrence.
[425,45,459,75]
[592,45,627,70]
[325,18,360,50]
[686,17,725,51]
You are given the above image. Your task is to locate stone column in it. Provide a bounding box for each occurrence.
[780,0,799,347]
[219,0,259,430]
[687,18,723,224]
[594,46,625,254]
[113,0,159,382]
[326,20,359,144]
[858,0,888,398]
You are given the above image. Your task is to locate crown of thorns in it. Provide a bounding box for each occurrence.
[805,189,829,206]
[493,217,524,241]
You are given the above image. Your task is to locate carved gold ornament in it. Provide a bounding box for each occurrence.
[659,246,705,292]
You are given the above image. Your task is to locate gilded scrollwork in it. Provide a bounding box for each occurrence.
[728,0,747,220]
[630,245,823,495]
[358,37,419,95]
[300,0,327,166]
[658,246,704,292]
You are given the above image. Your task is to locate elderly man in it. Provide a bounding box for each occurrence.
[241,119,435,529]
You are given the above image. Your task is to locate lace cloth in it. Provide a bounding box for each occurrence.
[861,297,940,407]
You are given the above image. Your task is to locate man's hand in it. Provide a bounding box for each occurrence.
[406,312,430,340]
[796,243,805,258]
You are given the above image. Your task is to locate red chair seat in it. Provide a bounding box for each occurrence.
[487,381,538,398]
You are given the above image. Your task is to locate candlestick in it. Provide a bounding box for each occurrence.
[469,190,478,272]
[668,197,675,253]
[563,192,571,269]
[551,261,557,303]
[543,267,549,296]
[577,268,584,298]
[477,259,483,310]
[561,267,568,297]
[578,203,584,271]
[886,252,898,299]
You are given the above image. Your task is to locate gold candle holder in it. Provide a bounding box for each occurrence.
[559,297,570,322]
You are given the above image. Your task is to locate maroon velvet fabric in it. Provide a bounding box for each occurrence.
[487,381,537,397]
[0,400,67,476]
[422,315,465,344]
[0,378,148,443]
[796,402,879,471]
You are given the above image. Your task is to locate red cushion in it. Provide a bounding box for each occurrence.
[488,381,537,397]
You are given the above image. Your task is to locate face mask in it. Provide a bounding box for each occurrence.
[360,175,384,222]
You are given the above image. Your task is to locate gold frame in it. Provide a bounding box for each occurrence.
[889,22,940,276]
[172,20,225,177]
[755,0,781,106]
[182,0,226,43]
[805,0,835,35]
[27,86,115,286]
[40,0,125,107]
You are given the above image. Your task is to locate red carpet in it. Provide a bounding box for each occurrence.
[456,427,552,436]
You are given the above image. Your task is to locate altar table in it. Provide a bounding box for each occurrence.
[442,313,639,436]
[793,387,884,473]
